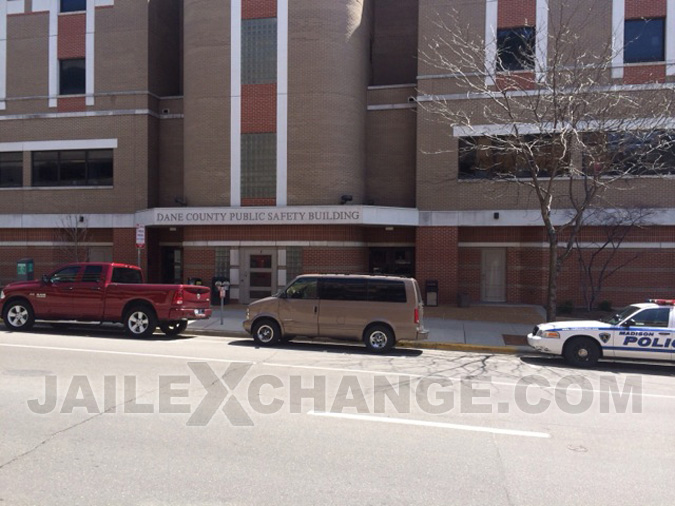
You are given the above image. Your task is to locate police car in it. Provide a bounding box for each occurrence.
[527,299,675,367]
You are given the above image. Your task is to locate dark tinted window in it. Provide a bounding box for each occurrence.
[497,27,535,71]
[111,268,142,284]
[285,277,318,299]
[60,58,85,95]
[631,308,670,328]
[32,150,113,187]
[0,152,23,187]
[625,18,665,63]
[81,266,103,283]
[50,266,80,283]
[61,0,86,12]
[367,279,407,303]
[319,278,367,301]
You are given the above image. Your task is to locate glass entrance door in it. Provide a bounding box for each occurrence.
[241,249,277,303]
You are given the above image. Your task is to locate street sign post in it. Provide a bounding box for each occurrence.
[135,224,145,266]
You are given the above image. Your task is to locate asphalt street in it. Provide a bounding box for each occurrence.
[1,324,674,505]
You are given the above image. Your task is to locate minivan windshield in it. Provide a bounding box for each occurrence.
[602,305,641,325]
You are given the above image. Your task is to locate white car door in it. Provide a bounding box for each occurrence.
[613,307,673,361]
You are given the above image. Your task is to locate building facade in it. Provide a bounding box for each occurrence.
[0,0,674,308]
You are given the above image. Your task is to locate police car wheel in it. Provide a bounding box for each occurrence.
[563,337,600,368]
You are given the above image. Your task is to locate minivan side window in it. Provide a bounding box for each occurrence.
[285,277,318,299]
[367,279,407,303]
[319,278,367,301]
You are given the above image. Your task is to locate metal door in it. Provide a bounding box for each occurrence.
[240,249,277,304]
[481,249,506,303]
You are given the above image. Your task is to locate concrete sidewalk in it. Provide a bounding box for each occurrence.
[187,303,545,354]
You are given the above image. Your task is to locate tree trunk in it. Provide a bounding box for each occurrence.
[546,241,558,321]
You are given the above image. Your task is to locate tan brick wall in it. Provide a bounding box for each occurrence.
[371,0,418,86]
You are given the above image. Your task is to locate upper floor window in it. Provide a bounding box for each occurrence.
[0,152,23,188]
[624,18,665,63]
[61,0,86,13]
[242,18,277,84]
[60,59,85,95]
[32,149,113,187]
[496,27,535,72]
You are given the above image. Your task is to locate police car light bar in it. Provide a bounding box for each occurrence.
[647,299,675,305]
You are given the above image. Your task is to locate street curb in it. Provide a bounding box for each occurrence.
[185,329,527,355]
[398,341,523,354]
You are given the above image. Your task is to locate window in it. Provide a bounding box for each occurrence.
[496,27,535,71]
[0,152,23,188]
[242,18,277,84]
[458,135,567,179]
[111,268,143,284]
[582,131,675,176]
[319,278,368,301]
[81,266,103,283]
[61,0,86,13]
[32,149,113,187]
[630,308,670,328]
[285,277,318,299]
[367,280,407,303]
[49,266,81,284]
[624,18,665,63]
[241,133,276,198]
[59,59,85,95]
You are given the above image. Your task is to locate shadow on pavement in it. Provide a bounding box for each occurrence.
[520,355,675,376]
[228,339,424,357]
[15,323,198,342]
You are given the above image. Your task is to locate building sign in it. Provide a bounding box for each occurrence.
[152,207,363,226]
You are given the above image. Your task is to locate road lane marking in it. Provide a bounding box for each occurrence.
[0,343,253,365]
[2,343,674,400]
[308,411,552,438]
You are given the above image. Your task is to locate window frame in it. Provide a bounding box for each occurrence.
[31,149,113,188]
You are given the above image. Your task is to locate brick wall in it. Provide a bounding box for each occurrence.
[498,0,536,28]
[415,227,458,305]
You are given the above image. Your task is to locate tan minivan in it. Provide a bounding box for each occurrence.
[243,274,429,353]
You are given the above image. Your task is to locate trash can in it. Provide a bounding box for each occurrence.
[457,292,471,308]
[211,276,230,305]
[16,258,34,281]
[425,280,438,307]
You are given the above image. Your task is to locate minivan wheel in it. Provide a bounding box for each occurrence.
[252,319,281,346]
[563,337,601,368]
[364,324,395,353]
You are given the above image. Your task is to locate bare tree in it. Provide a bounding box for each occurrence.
[57,214,89,262]
[575,208,652,311]
[419,0,675,320]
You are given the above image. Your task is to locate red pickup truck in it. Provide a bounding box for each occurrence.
[0,262,212,338]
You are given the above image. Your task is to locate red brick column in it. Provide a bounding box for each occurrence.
[415,227,458,306]
[113,229,138,268]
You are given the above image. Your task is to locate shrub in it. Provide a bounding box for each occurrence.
[559,300,574,314]
[598,300,612,312]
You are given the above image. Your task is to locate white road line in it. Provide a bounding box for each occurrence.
[0,343,252,365]
[308,411,552,438]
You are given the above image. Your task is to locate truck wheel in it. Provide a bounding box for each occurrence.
[3,300,35,332]
[124,306,157,339]
[159,321,188,336]
[251,319,281,346]
[364,324,395,353]
[564,337,601,368]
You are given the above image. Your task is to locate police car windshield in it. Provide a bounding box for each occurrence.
[604,305,641,325]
